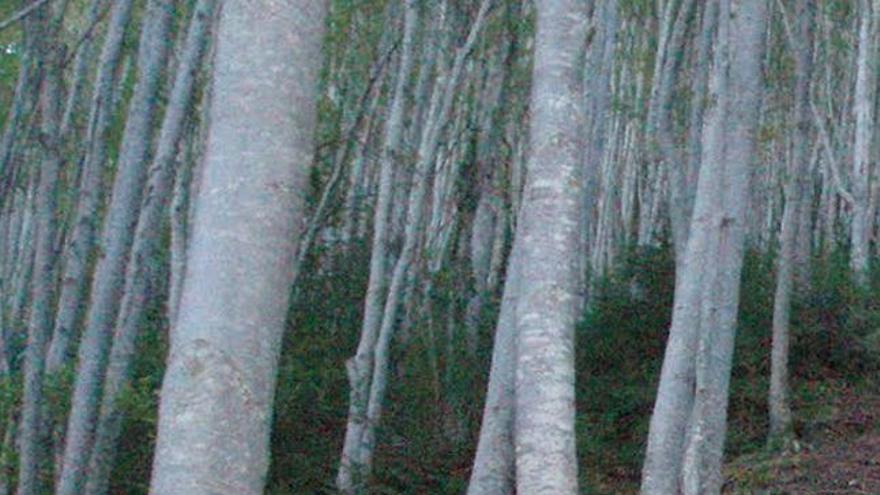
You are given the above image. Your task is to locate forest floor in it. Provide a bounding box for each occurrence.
[723,379,880,494]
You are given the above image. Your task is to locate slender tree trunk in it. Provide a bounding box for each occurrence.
[16,2,65,492]
[465,0,520,353]
[682,0,718,267]
[59,0,105,138]
[769,0,814,451]
[337,3,418,492]
[0,0,40,185]
[78,3,216,494]
[467,219,524,495]
[7,172,36,330]
[850,0,877,286]
[148,1,326,493]
[55,3,173,492]
[648,0,696,264]
[44,0,135,378]
[341,1,492,490]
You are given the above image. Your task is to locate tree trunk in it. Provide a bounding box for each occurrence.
[512,2,588,493]
[850,0,877,287]
[337,3,418,492]
[55,3,173,492]
[16,3,62,491]
[641,0,767,493]
[467,222,523,495]
[44,0,135,378]
[769,0,814,451]
[148,1,326,493]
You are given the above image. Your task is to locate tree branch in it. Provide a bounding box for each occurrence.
[0,0,49,32]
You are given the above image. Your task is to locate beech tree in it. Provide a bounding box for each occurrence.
[641,1,768,494]
[147,1,327,493]
[0,0,877,493]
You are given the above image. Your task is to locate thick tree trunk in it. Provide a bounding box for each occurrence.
[148,1,326,493]
[681,5,766,491]
[512,1,588,493]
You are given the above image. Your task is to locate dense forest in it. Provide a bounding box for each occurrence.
[0,0,878,493]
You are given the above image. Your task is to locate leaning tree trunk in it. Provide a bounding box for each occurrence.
[466,232,523,495]
[44,0,135,378]
[55,3,173,493]
[512,1,588,493]
[147,1,327,494]
[16,3,62,493]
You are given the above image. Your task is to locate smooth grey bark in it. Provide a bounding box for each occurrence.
[641,1,767,493]
[768,0,813,451]
[169,81,212,330]
[55,3,173,493]
[657,0,697,265]
[80,3,216,494]
[850,0,877,287]
[681,0,718,264]
[680,4,766,491]
[45,0,135,377]
[148,1,326,493]
[337,3,418,492]
[466,224,524,495]
[16,2,65,493]
[513,1,587,493]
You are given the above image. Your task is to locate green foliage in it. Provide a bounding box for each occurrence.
[577,245,674,493]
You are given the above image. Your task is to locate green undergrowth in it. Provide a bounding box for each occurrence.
[576,246,879,494]
[17,239,870,494]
